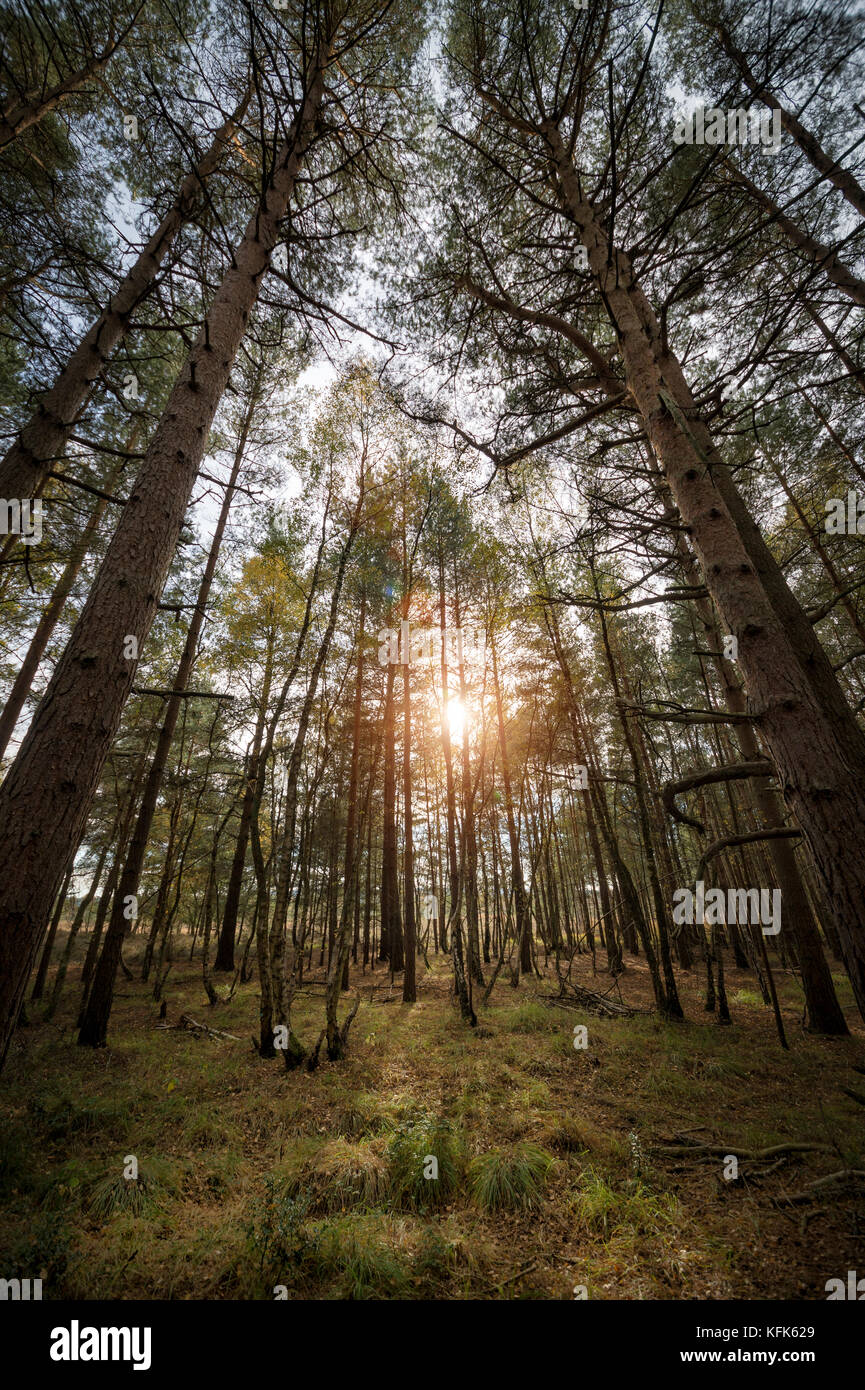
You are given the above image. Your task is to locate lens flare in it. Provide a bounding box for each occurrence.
[447,698,467,740]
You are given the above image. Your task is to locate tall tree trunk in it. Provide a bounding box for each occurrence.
[0,445,131,760]
[30,866,73,1001]
[544,124,865,1016]
[215,640,274,971]
[402,619,417,1002]
[0,63,327,1070]
[77,379,259,1045]
[438,548,459,921]
[649,455,849,1033]
[595,597,683,1018]
[340,590,366,985]
[247,510,333,1056]
[541,603,623,974]
[490,635,531,981]
[380,658,403,968]
[0,95,249,503]
[267,500,362,1040]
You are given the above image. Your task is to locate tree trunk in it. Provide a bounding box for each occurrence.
[30,866,73,1001]
[544,124,865,1019]
[77,380,259,1044]
[0,96,249,503]
[490,636,531,980]
[0,65,326,1070]
[380,658,403,968]
[0,447,130,760]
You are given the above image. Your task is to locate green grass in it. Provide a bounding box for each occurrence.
[570,1168,679,1238]
[87,1158,179,1221]
[311,1216,412,1300]
[468,1143,554,1212]
[2,941,863,1300]
[386,1114,462,1209]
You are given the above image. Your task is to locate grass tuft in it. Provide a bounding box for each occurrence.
[386,1114,462,1210]
[289,1138,389,1214]
[87,1159,177,1221]
[571,1168,678,1237]
[468,1142,553,1212]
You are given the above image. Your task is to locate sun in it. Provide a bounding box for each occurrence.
[446,699,468,741]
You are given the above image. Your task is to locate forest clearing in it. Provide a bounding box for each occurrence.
[3,932,863,1300]
[1,0,865,1331]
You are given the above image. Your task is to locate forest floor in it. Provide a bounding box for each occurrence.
[1,930,863,1300]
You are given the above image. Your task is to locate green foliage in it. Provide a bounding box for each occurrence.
[468,1142,553,1212]
[540,1114,605,1154]
[412,1224,457,1281]
[506,1002,560,1033]
[335,1093,384,1138]
[571,1169,679,1238]
[310,1216,411,1300]
[87,1159,177,1221]
[287,1139,390,1214]
[247,1178,319,1290]
[386,1114,461,1210]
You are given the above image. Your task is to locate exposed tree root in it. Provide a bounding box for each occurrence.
[655,1136,833,1159]
[774,1170,865,1206]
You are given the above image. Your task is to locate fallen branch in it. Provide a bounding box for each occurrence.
[483,1260,538,1293]
[655,1137,833,1159]
[544,981,638,1018]
[157,1012,242,1041]
[774,1169,865,1206]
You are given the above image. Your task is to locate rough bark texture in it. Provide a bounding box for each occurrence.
[543,123,865,1016]
[0,66,326,1070]
[0,96,248,504]
[77,384,258,1045]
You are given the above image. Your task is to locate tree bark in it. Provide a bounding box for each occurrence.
[0,95,249,503]
[0,62,326,1070]
[77,378,259,1044]
[543,122,865,1017]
